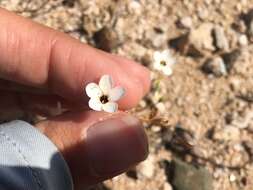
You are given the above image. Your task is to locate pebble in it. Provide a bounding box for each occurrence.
[229,174,237,182]
[156,102,166,114]
[202,57,227,77]
[151,125,162,133]
[128,0,142,14]
[213,25,229,51]
[178,16,193,29]
[137,155,155,179]
[213,125,240,141]
[238,34,248,46]
[229,77,242,91]
[171,158,213,190]
[152,33,168,48]
[190,23,215,51]
[221,49,241,72]
[197,7,209,20]
[93,27,120,52]
[169,23,214,57]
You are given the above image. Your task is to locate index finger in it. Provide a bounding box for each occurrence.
[0,8,150,109]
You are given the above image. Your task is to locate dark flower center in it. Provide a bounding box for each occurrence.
[160,60,167,66]
[100,95,109,104]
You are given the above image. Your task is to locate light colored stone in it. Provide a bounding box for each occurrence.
[221,49,241,71]
[213,125,240,141]
[238,34,248,46]
[170,23,215,56]
[213,25,229,51]
[197,7,209,20]
[190,23,215,51]
[202,57,227,77]
[229,174,237,182]
[151,125,162,133]
[156,102,166,114]
[179,16,192,29]
[137,155,156,179]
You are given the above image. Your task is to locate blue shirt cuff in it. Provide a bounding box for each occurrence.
[0,120,73,190]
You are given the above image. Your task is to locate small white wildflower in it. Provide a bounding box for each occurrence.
[85,75,125,113]
[153,50,176,76]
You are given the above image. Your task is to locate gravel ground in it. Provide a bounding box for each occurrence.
[1,0,253,190]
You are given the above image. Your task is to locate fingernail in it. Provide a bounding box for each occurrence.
[86,115,148,176]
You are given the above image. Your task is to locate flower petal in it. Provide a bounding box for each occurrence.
[88,98,103,111]
[85,83,102,98]
[108,86,125,101]
[162,50,176,65]
[102,102,118,113]
[163,67,173,76]
[154,60,163,70]
[161,49,171,57]
[153,51,162,61]
[99,75,113,94]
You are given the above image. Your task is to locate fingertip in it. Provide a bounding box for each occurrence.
[35,111,148,188]
[110,54,151,95]
[117,73,145,110]
[86,113,148,176]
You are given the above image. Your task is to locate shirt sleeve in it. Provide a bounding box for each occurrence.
[0,120,73,190]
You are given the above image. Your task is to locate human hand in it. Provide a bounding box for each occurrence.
[0,8,150,189]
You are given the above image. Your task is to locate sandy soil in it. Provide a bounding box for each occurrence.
[1,0,253,190]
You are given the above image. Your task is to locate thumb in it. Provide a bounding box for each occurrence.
[35,111,148,189]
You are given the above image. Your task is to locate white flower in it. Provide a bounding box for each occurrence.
[153,50,176,76]
[85,75,125,113]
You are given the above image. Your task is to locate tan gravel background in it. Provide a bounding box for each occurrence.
[1,0,253,190]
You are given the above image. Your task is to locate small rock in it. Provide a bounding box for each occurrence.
[137,155,155,179]
[171,158,213,190]
[213,125,240,141]
[197,8,209,20]
[153,34,168,48]
[178,16,192,29]
[202,57,227,77]
[128,0,142,14]
[229,174,237,182]
[169,23,214,57]
[145,29,167,48]
[156,102,166,114]
[221,49,241,72]
[229,77,242,91]
[93,27,120,52]
[190,23,215,51]
[151,125,162,133]
[231,111,253,129]
[238,34,248,46]
[213,25,229,51]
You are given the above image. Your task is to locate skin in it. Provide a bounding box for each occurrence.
[0,8,151,190]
